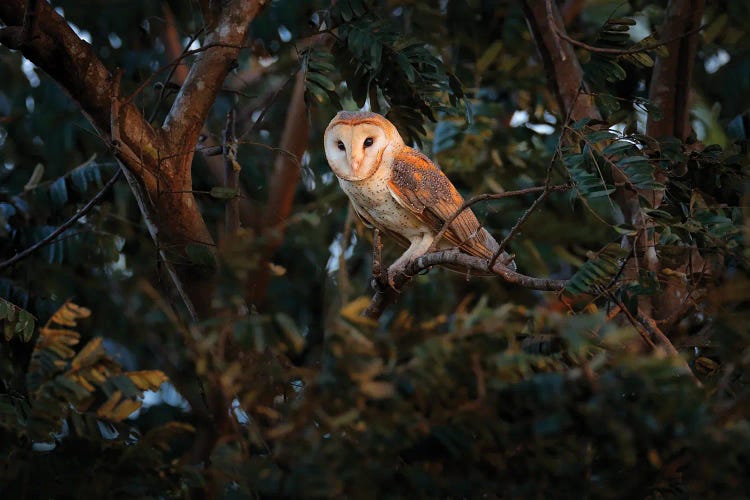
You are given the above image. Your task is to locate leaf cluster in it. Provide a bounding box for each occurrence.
[0,302,194,497]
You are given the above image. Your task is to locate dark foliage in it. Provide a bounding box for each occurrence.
[0,0,749,497]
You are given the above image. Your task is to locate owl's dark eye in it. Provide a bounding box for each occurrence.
[363,137,374,148]
[337,141,345,151]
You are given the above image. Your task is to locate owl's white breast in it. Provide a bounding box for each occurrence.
[338,164,424,239]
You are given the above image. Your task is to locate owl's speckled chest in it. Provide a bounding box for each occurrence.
[339,167,423,239]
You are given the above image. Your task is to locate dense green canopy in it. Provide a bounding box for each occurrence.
[1,0,749,497]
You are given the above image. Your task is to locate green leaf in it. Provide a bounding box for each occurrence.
[185,243,217,269]
[210,187,239,199]
[565,244,629,295]
[586,130,618,143]
[603,140,636,155]
[306,71,336,92]
[49,177,68,207]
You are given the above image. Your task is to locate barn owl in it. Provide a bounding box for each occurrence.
[324,111,515,287]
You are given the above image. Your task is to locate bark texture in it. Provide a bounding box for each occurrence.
[0,0,267,319]
[522,0,704,336]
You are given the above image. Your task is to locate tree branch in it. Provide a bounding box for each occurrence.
[0,0,268,320]
[0,169,122,272]
[363,250,566,320]
[644,0,705,330]
[223,107,241,236]
[162,1,263,152]
[549,14,705,56]
[428,184,572,253]
[522,0,601,121]
[646,0,705,141]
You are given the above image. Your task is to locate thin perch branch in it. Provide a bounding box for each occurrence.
[428,183,572,253]
[0,169,122,272]
[223,107,240,236]
[363,250,566,320]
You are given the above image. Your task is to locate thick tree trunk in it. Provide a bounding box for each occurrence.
[0,0,267,319]
[521,0,600,122]
[645,0,705,328]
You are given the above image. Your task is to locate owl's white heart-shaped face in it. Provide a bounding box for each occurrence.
[324,112,403,182]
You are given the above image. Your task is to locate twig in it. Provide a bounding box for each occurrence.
[362,249,566,320]
[549,14,706,56]
[0,169,122,271]
[110,70,199,323]
[148,24,205,123]
[223,106,240,236]
[337,208,355,303]
[122,41,250,107]
[607,292,656,349]
[427,183,572,253]
[488,91,572,269]
[237,69,299,142]
[546,0,567,61]
[491,189,551,269]
[606,290,699,383]
[371,228,383,281]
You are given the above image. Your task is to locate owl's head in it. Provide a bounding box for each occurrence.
[324,111,404,181]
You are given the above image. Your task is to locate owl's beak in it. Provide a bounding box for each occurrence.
[349,152,363,174]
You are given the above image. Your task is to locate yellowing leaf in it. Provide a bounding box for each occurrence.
[267,262,287,276]
[39,329,81,346]
[359,380,395,399]
[110,399,142,421]
[127,370,168,391]
[97,390,142,422]
[349,359,384,382]
[97,389,123,417]
[49,302,91,328]
[340,296,378,327]
[71,337,106,369]
[477,40,503,74]
[266,423,295,439]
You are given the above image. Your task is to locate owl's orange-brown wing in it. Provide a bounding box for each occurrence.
[387,147,499,260]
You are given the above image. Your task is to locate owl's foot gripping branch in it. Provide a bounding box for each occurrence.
[362,248,567,321]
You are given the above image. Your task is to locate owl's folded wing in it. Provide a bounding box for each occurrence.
[387,147,499,260]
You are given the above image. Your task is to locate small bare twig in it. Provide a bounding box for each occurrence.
[363,249,566,320]
[223,107,240,236]
[0,169,122,272]
[122,41,250,107]
[546,0,567,62]
[111,70,199,323]
[428,183,572,253]
[549,11,706,56]
[148,22,205,123]
[491,189,551,269]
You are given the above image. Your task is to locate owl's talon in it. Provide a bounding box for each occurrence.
[386,265,413,292]
[371,276,387,294]
[387,272,401,292]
